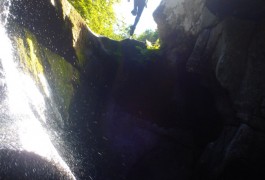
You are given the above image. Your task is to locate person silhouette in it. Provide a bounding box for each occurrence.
[128,0,147,36]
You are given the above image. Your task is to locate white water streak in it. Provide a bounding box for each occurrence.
[0,1,75,179]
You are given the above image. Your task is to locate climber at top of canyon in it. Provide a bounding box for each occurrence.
[128,0,148,36]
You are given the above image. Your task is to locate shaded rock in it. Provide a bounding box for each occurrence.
[68,27,222,179]
[206,0,265,20]
[0,149,71,179]
[187,29,211,73]
[8,0,77,65]
[197,124,265,180]
[153,0,218,64]
[155,0,265,179]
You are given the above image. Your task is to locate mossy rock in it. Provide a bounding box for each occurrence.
[13,28,80,121]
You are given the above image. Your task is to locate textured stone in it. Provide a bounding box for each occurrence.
[213,18,256,100]
[155,0,265,179]
[198,124,265,180]
[153,0,218,65]
[187,29,211,73]
[0,149,71,179]
[206,0,265,20]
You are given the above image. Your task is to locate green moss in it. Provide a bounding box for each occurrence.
[14,28,80,115]
[75,47,87,67]
[15,31,44,84]
[44,48,80,112]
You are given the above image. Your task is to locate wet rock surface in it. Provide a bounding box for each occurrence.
[0,149,70,179]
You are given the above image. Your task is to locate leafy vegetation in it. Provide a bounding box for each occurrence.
[136,29,159,42]
[67,0,160,43]
[146,39,160,50]
[68,0,125,40]
[135,29,160,49]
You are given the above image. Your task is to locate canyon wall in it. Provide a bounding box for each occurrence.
[4,0,265,179]
[154,0,265,179]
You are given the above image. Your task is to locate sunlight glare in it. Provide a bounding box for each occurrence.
[50,0,56,6]
[0,15,76,179]
[39,73,51,98]
[114,0,162,35]
[17,116,76,179]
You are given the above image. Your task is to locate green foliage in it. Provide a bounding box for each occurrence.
[136,29,159,42]
[135,29,160,49]
[68,0,123,40]
[146,39,160,50]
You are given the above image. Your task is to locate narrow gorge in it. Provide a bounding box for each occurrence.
[0,0,265,179]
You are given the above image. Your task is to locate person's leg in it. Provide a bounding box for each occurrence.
[130,5,144,36]
[133,5,144,27]
[131,0,140,16]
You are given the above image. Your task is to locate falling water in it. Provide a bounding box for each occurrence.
[0,0,75,179]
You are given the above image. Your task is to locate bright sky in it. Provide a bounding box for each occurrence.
[114,0,162,35]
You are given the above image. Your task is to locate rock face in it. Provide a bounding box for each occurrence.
[155,0,265,179]
[0,149,71,179]
[153,0,218,64]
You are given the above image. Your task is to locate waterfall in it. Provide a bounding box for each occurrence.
[0,1,75,179]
